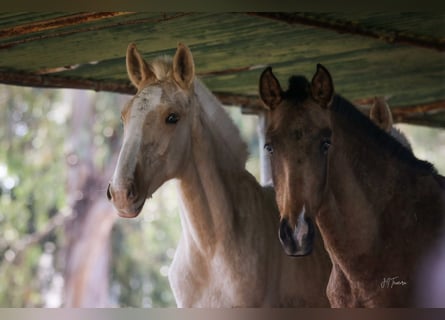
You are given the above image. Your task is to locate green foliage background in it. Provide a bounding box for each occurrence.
[0,86,66,306]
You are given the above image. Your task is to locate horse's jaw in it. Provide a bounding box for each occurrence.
[115,197,147,218]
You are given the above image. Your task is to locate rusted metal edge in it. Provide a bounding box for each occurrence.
[0,69,444,127]
[0,12,131,39]
[247,12,445,52]
[0,12,192,50]
[0,69,261,109]
[197,64,268,77]
[0,69,135,93]
[391,101,445,121]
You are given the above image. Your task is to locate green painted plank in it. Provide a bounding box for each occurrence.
[316,12,445,41]
[0,13,365,69]
[0,13,171,68]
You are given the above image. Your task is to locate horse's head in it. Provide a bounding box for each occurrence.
[107,43,196,218]
[259,65,334,256]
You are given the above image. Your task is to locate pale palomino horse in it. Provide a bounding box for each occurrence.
[107,43,331,307]
[259,65,445,307]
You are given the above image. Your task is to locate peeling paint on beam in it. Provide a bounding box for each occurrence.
[0,12,131,39]
[248,13,445,52]
[0,13,192,50]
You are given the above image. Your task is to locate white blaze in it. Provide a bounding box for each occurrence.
[295,207,309,240]
[112,86,162,187]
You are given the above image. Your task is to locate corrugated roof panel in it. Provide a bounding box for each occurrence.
[0,12,443,127]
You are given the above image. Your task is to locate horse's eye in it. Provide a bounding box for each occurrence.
[166,113,180,124]
[321,138,331,155]
[264,143,274,155]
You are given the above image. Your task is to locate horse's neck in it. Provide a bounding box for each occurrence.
[327,101,405,215]
[320,104,444,276]
[176,113,246,256]
[317,106,391,264]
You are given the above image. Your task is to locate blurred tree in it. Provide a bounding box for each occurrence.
[62,89,120,307]
[0,85,67,307]
[0,85,193,307]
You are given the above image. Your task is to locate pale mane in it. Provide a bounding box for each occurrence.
[193,78,249,170]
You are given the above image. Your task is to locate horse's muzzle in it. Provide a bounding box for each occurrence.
[107,182,144,218]
[279,216,314,257]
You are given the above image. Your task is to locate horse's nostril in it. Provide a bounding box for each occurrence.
[106,184,112,201]
[127,183,137,200]
[279,219,292,242]
[279,218,297,253]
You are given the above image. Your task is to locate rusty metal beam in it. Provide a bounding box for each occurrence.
[392,100,445,121]
[0,69,262,109]
[248,13,445,52]
[0,69,444,128]
[197,64,267,77]
[212,91,263,111]
[0,69,135,93]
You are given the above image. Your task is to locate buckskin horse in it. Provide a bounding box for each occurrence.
[259,64,445,307]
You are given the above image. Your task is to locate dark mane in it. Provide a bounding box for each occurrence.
[331,95,437,175]
[282,75,309,103]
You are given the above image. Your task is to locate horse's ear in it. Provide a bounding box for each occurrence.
[369,97,393,132]
[311,64,334,108]
[173,43,195,90]
[126,43,155,88]
[259,67,283,110]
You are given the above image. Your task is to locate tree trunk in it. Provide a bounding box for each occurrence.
[62,90,121,307]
